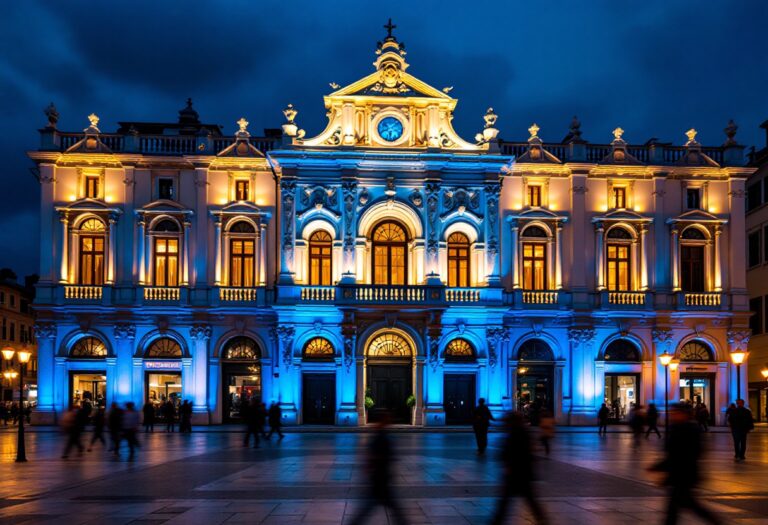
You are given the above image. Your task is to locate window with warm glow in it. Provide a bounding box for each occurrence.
[613,187,627,209]
[154,238,179,287]
[527,185,542,207]
[522,243,546,290]
[85,176,100,199]
[681,227,706,292]
[372,222,407,285]
[235,180,249,201]
[606,245,630,291]
[303,337,334,359]
[309,230,332,286]
[78,218,106,285]
[230,239,255,287]
[447,232,470,287]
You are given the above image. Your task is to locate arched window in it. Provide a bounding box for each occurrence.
[518,339,554,361]
[603,339,641,361]
[367,333,412,357]
[154,219,180,232]
[522,226,547,290]
[78,218,106,285]
[372,222,408,285]
[152,220,180,287]
[222,336,260,360]
[303,337,334,359]
[70,336,108,358]
[309,230,333,286]
[678,341,713,361]
[447,232,471,287]
[145,337,183,358]
[606,227,633,291]
[229,221,256,288]
[680,227,707,292]
[444,338,475,361]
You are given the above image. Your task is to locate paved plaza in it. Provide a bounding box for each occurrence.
[0,427,767,524]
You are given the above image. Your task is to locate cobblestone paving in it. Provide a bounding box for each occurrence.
[1,428,767,524]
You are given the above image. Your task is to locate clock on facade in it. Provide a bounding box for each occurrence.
[377,116,404,142]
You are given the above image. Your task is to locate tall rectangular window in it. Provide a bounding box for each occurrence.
[613,187,627,209]
[9,323,15,342]
[522,243,546,290]
[158,178,175,200]
[1,318,5,340]
[79,236,105,285]
[606,244,631,291]
[230,239,255,287]
[749,231,761,268]
[686,188,701,210]
[527,185,541,207]
[235,180,249,201]
[85,176,100,199]
[308,231,332,286]
[750,297,763,335]
[154,238,179,287]
[681,246,705,292]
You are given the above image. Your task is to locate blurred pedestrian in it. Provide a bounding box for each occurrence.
[10,402,19,425]
[645,403,661,439]
[162,399,176,432]
[629,404,645,448]
[650,403,721,525]
[539,409,555,455]
[350,412,407,525]
[243,398,261,448]
[180,400,192,433]
[597,403,609,435]
[267,401,284,439]
[490,412,548,525]
[258,403,269,439]
[122,402,141,461]
[472,397,494,454]
[696,403,710,432]
[87,406,106,452]
[729,399,754,462]
[0,402,8,426]
[108,402,124,455]
[61,404,88,459]
[142,401,155,433]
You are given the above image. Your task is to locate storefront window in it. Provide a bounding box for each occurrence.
[604,375,637,422]
[71,373,106,409]
[146,372,182,412]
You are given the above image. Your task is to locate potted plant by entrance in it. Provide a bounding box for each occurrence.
[406,394,416,425]
[364,388,375,423]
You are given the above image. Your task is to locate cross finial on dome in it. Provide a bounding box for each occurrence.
[613,127,624,141]
[88,113,99,128]
[685,128,698,144]
[384,18,396,39]
[528,123,540,139]
[237,117,249,133]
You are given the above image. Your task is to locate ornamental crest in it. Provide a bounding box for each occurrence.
[300,185,338,210]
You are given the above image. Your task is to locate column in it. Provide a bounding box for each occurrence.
[640,224,649,290]
[113,324,135,403]
[570,173,588,295]
[107,215,117,284]
[510,219,520,289]
[259,223,268,286]
[424,333,445,426]
[54,357,68,415]
[337,333,358,426]
[555,222,563,290]
[278,181,296,284]
[714,225,723,292]
[213,217,222,286]
[425,184,440,279]
[59,212,69,283]
[32,324,56,423]
[189,325,211,423]
[485,183,501,285]
[567,328,597,424]
[631,237,639,291]
[705,238,713,291]
[182,221,191,286]
[670,227,680,291]
[132,358,144,408]
[38,164,57,283]
[137,218,146,285]
[105,357,117,405]
[547,235,555,290]
[486,328,508,414]
[595,222,605,290]
[651,329,673,410]
[274,326,297,423]
[414,356,425,426]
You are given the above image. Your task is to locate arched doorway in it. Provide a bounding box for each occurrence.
[676,340,716,424]
[221,337,262,423]
[516,338,555,418]
[443,338,477,424]
[301,337,336,425]
[602,338,642,423]
[366,332,413,423]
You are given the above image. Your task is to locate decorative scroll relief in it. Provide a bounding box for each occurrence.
[34,323,57,340]
[651,328,673,352]
[271,326,295,367]
[484,183,501,271]
[113,323,136,340]
[428,337,439,370]
[281,181,296,269]
[443,188,480,212]
[425,182,440,258]
[727,330,751,351]
[343,335,355,371]
[300,185,338,211]
[189,324,212,341]
[568,328,596,347]
[486,327,509,368]
[342,181,357,258]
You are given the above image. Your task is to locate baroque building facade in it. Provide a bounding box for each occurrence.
[29,29,753,426]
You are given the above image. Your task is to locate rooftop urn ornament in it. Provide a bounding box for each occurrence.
[569,115,583,140]
[612,127,624,141]
[685,128,699,147]
[44,102,59,128]
[178,97,200,125]
[84,113,101,134]
[528,123,540,140]
[724,119,738,145]
[236,117,250,137]
[281,104,305,139]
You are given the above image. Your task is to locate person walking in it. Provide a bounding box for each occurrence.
[87,406,106,452]
[490,412,549,525]
[243,398,261,448]
[267,401,284,439]
[61,404,88,459]
[538,409,555,455]
[10,402,19,425]
[107,402,124,455]
[597,403,609,436]
[180,400,192,433]
[629,405,645,448]
[142,401,155,433]
[729,399,754,462]
[0,402,8,426]
[696,403,710,432]
[122,402,141,461]
[645,403,661,438]
[162,399,176,433]
[651,403,721,525]
[472,398,494,454]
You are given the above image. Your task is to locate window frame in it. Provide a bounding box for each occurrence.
[613,187,627,209]
[447,232,471,287]
[229,238,255,288]
[527,185,542,207]
[308,230,333,286]
[235,180,250,201]
[153,237,180,287]
[371,221,408,286]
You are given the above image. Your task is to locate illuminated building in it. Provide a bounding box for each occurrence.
[28,25,753,426]
[0,273,38,406]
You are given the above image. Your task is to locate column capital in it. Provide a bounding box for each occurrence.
[568,328,596,347]
[189,324,212,341]
[113,323,136,340]
[726,330,751,351]
[34,323,57,340]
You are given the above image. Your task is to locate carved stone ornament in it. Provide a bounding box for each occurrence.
[429,337,439,370]
[300,185,338,210]
[113,323,136,340]
[568,328,596,346]
[274,326,295,366]
[343,335,355,371]
[342,181,357,252]
[443,188,480,212]
[190,324,212,341]
[358,187,370,206]
[727,330,751,351]
[486,327,509,368]
[651,329,673,351]
[34,323,57,340]
[409,190,423,208]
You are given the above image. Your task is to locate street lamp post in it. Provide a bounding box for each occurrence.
[2,347,32,462]
[659,351,674,432]
[730,350,748,401]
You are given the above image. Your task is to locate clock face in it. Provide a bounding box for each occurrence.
[377,116,404,142]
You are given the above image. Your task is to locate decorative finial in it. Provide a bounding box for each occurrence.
[442,86,453,94]
[88,113,100,128]
[329,82,340,90]
[724,119,738,145]
[283,104,297,124]
[612,127,624,141]
[281,104,305,139]
[570,115,582,137]
[237,117,249,134]
[384,18,397,39]
[44,102,59,128]
[685,128,698,145]
[484,108,498,128]
[528,123,540,139]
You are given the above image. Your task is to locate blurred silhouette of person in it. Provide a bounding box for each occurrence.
[142,401,155,433]
[267,401,284,439]
[87,406,106,452]
[258,402,269,439]
[108,402,124,455]
[61,404,88,459]
[597,403,609,435]
[472,398,494,454]
[243,398,261,448]
[122,402,141,461]
[629,404,645,448]
[162,399,176,432]
[180,400,192,433]
[645,403,661,438]
[651,403,721,525]
[350,412,407,525]
[538,409,555,455]
[696,403,710,432]
[491,412,548,525]
[10,402,19,425]
[729,399,754,461]
[0,402,8,426]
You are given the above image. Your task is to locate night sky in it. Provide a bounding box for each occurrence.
[1,1,767,278]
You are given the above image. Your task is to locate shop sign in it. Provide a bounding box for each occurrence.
[145,361,182,371]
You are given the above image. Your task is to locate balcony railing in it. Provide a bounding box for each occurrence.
[63,285,103,300]
[682,292,721,307]
[300,286,336,302]
[144,287,180,301]
[347,285,428,303]
[219,287,259,302]
[446,288,481,303]
[607,291,647,306]
[522,291,559,305]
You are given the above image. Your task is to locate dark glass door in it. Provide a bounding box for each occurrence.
[679,373,715,424]
[367,364,411,423]
[517,365,554,416]
[302,373,336,424]
[222,363,261,423]
[444,374,476,424]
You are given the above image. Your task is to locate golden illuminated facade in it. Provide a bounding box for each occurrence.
[29,25,754,426]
